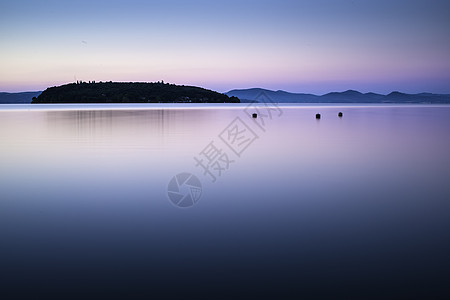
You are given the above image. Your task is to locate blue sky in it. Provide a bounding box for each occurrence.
[0,0,449,94]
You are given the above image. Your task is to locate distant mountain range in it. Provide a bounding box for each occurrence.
[226,88,450,104]
[0,92,42,104]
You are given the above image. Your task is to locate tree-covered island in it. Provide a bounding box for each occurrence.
[32,81,240,103]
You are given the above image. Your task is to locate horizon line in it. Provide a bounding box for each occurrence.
[1,81,450,96]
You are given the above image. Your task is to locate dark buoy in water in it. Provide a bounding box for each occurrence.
[338,112,343,117]
[252,113,257,119]
[316,113,321,119]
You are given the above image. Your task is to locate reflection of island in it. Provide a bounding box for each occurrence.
[32,81,240,104]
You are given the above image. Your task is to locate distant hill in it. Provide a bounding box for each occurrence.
[0,91,42,104]
[227,88,450,104]
[226,88,319,103]
[32,82,239,104]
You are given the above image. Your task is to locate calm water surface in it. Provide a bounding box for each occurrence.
[1,104,450,298]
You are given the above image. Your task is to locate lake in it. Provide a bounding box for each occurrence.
[1,103,450,298]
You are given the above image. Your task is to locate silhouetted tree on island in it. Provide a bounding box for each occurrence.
[32,82,240,104]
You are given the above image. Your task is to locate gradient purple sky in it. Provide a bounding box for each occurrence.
[1,0,449,94]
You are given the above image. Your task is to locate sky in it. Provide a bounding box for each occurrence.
[0,0,449,94]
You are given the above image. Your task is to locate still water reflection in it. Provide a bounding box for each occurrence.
[0,104,450,297]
